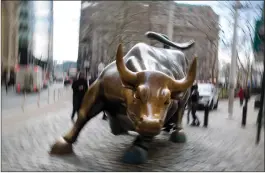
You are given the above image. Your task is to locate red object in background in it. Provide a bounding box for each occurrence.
[16,83,21,93]
[238,88,244,99]
[33,85,37,92]
[15,64,20,72]
[34,66,38,72]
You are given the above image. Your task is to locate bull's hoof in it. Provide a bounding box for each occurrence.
[122,145,148,164]
[50,137,73,155]
[170,130,187,143]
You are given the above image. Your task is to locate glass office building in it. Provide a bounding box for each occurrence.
[18,1,53,70]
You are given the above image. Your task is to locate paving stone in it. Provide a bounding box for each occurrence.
[1,99,264,171]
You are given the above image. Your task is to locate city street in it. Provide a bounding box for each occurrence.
[1,98,264,171]
[1,82,68,112]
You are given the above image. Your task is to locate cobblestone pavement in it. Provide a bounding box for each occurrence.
[1,98,264,171]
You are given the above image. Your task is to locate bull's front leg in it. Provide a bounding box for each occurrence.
[169,101,187,143]
[122,135,153,164]
[50,81,104,155]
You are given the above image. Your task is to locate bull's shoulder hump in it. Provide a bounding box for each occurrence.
[137,44,186,58]
[130,42,160,53]
[126,43,187,63]
[165,49,186,57]
[132,42,150,49]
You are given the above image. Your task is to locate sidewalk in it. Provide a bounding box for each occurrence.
[2,89,72,133]
[1,98,264,171]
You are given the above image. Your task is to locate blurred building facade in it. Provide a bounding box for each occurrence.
[32,1,54,72]
[1,1,54,79]
[18,1,34,65]
[1,1,20,78]
[77,1,219,80]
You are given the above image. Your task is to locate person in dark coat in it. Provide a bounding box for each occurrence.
[187,85,196,124]
[8,70,15,90]
[71,72,88,121]
[190,84,200,126]
[244,87,250,105]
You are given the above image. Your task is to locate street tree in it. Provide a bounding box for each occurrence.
[217,1,263,88]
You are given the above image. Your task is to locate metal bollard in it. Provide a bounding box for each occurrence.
[54,89,56,102]
[48,87,50,104]
[37,91,40,107]
[203,103,209,128]
[22,92,26,112]
[57,89,60,100]
[241,102,248,127]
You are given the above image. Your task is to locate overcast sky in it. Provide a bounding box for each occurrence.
[33,1,263,65]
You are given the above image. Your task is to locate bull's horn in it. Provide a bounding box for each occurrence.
[116,43,137,87]
[170,56,197,91]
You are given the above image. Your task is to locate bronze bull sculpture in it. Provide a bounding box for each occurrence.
[50,31,197,164]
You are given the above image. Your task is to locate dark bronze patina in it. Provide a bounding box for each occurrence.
[50,31,197,164]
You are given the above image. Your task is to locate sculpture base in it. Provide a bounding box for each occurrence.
[170,130,187,143]
[122,145,148,164]
[50,137,73,155]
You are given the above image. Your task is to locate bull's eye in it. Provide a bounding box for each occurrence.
[134,92,140,99]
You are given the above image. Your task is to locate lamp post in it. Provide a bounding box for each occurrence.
[256,2,264,144]
[228,0,242,118]
[167,2,175,41]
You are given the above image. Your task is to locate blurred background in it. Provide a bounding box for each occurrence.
[1,1,264,171]
[1,1,263,98]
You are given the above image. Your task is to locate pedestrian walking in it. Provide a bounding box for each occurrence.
[238,87,244,106]
[8,70,15,91]
[187,85,196,124]
[71,72,88,121]
[190,84,200,126]
[244,87,250,104]
[5,74,9,94]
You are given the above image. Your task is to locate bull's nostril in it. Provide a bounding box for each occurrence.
[159,120,162,124]
[139,117,143,121]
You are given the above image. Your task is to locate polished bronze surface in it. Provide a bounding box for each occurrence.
[114,43,197,135]
[145,31,195,50]
[50,137,73,155]
[51,32,197,160]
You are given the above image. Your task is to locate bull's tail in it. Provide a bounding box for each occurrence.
[145,31,195,50]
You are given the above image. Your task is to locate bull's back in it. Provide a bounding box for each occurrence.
[98,43,189,101]
[124,43,188,79]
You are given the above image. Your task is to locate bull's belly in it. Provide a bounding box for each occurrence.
[104,102,135,132]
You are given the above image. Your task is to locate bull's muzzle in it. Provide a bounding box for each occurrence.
[136,117,163,136]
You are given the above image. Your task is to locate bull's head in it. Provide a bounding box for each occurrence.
[116,44,197,136]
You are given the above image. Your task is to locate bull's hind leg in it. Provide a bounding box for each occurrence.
[169,101,187,143]
[50,81,104,155]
